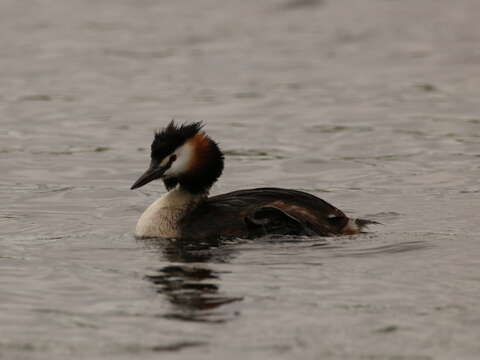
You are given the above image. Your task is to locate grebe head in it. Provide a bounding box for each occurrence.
[131,121,224,194]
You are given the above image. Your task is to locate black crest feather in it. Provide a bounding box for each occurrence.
[151,120,203,160]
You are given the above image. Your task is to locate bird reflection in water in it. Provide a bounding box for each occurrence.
[143,238,243,323]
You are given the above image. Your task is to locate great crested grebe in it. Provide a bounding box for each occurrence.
[131,121,375,240]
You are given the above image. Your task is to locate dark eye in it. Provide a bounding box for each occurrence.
[170,154,177,162]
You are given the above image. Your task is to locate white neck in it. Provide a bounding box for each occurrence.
[135,186,205,238]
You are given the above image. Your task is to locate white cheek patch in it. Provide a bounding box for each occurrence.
[159,156,170,167]
[163,142,193,177]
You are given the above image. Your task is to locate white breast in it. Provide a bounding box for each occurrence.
[135,187,204,238]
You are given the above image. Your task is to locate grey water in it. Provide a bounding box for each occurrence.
[1,0,480,359]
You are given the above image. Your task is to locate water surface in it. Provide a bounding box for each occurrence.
[1,0,480,359]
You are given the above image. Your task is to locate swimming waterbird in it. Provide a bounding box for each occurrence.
[131,121,375,240]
